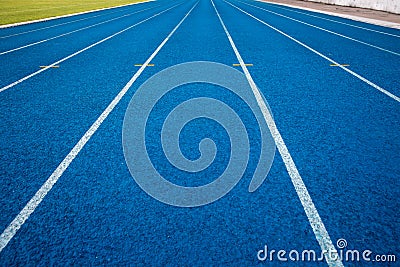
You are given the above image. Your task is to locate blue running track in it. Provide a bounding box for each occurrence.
[0,0,399,265]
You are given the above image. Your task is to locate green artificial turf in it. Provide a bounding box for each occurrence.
[0,0,147,25]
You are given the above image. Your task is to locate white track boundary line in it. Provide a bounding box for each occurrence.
[240,1,400,56]
[0,1,198,254]
[0,6,156,56]
[225,1,400,103]
[0,5,149,39]
[258,1,400,38]
[256,0,400,30]
[0,0,154,29]
[0,4,180,94]
[211,0,344,266]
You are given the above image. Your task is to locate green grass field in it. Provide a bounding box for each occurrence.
[0,0,147,25]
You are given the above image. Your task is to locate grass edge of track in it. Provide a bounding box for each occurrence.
[0,0,150,26]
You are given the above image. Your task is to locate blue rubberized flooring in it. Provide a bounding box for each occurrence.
[0,0,399,265]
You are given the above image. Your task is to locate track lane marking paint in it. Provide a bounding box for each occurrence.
[330,64,349,67]
[39,65,60,68]
[233,63,253,66]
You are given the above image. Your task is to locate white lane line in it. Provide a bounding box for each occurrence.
[225,1,400,103]
[0,5,153,39]
[0,1,198,254]
[260,1,400,38]
[256,0,400,30]
[0,0,155,29]
[0,4,180,94]
[211,0,343,266]
[239,1,400,56]
[0,6,156,56]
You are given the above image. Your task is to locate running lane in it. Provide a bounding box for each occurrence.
[218,0,400,264]
[0,0,193,259]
